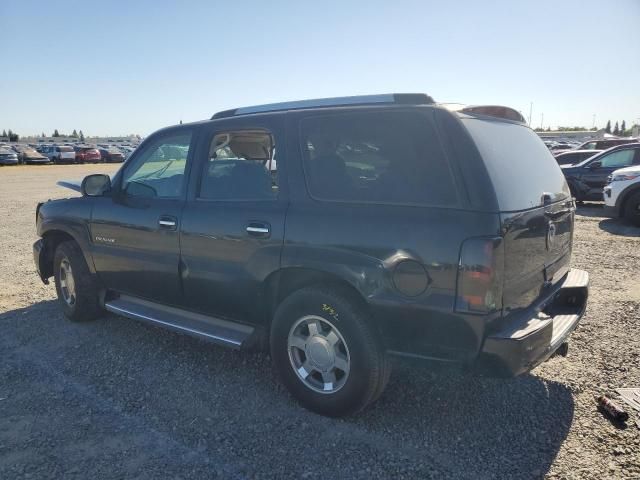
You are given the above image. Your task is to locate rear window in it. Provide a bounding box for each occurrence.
[299,110,458,207]
[462,118,569,211]
[58,146,73,152]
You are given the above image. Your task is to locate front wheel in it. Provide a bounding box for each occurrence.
[54,241,103,322]
[623,191,640,226]
[270,286,391,417]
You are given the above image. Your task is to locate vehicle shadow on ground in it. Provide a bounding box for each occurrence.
[598,218,640,237]
[574,202,605,218]
[574,204,639,236]
[1,301,574,479]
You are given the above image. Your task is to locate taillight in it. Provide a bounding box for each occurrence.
[455,237,503,314]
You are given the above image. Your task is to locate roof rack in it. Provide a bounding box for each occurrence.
[211,93,434,119]
[439,103,526,124]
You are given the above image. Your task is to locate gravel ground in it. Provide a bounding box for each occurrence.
[1,164,639,479]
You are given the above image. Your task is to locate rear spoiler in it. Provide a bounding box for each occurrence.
[439,103,527,124]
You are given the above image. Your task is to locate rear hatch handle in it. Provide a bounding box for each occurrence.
[542,192,575,218]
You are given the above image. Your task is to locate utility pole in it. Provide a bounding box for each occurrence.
[528,102,533,126]
[592,114,596,129]
[540,113,544,130]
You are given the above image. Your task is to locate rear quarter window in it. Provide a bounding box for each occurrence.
[299,110,459,207]
[462,118,569,211]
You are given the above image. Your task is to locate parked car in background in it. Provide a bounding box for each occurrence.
[33,94,589,417]
[555,149,602,166]
[578,138,637,150]
[117,146,136,159]
[41,145,76,164]
[603,165,640,226]
[12,145,50,164]
[0,147,19,165]
[98,148,125,163]
[74,146,102,163]
[561,143,640,201]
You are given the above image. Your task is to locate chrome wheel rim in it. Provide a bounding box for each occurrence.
[59,258,76,306]
[287,315,350,394]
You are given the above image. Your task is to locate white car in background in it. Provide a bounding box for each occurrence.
[40,145,76,164]
[604,165,640,226]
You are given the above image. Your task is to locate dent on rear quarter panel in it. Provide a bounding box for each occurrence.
[281,201,502,359]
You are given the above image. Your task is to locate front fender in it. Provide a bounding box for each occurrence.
[616,183,640,211]
[37,198,96,274]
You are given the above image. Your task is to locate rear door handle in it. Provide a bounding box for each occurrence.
[158,215,178,230]
[246,222,270,237]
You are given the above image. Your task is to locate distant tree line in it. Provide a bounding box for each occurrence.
[534,126,597,132]
[604,120,630,136]
[50,129,85,141]
[534,119,635,136]
[1,129,19,141]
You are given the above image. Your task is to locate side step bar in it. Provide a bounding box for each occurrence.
[104,295,254,349]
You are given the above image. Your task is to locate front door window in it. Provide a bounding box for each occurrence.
[122,132,192,198]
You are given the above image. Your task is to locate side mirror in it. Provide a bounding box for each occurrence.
[81,174,111,197]
[588,161,602,170]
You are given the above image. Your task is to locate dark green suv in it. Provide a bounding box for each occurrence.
[33,94,589,416]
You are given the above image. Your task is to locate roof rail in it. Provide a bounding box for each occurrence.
[211,93,434,119]
[439,103,526,124]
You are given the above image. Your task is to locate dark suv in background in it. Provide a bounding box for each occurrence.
[561,143,640,201]
[33,94,589,416]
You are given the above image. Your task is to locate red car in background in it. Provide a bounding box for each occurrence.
[73,146,102,163]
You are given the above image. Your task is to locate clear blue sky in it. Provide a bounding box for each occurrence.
[1,0,639,137]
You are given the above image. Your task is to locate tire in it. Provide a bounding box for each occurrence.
[568,183,582,203]
[270,286,391,417]
[623,191,640,227]
[53,241,102,322]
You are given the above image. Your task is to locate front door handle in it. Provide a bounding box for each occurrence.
[246,222,270,237]
[158,215,177,230]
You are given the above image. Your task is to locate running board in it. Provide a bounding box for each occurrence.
[104,295,254,349]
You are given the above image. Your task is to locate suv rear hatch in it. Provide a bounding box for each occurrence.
[58,146,75,160]
[462,117,574,313]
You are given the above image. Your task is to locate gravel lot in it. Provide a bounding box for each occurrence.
[1,164,639,479]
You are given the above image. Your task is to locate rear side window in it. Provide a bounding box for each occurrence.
[462,118,570,211]
[198,130,278,201]
[299,111,458,206]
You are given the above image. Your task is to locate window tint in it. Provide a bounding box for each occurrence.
[122,132,191,198]
[581,142,596,150]
[598,149,636,168]
[299,111,457,206]
[463,118,570,210]
[199,130,277,200]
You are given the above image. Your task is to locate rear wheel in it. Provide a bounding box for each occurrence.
[54,241,102,322]
[623,191,640,226]
[270,286,390,417]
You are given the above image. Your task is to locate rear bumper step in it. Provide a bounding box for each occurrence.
[480,268,589,377]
